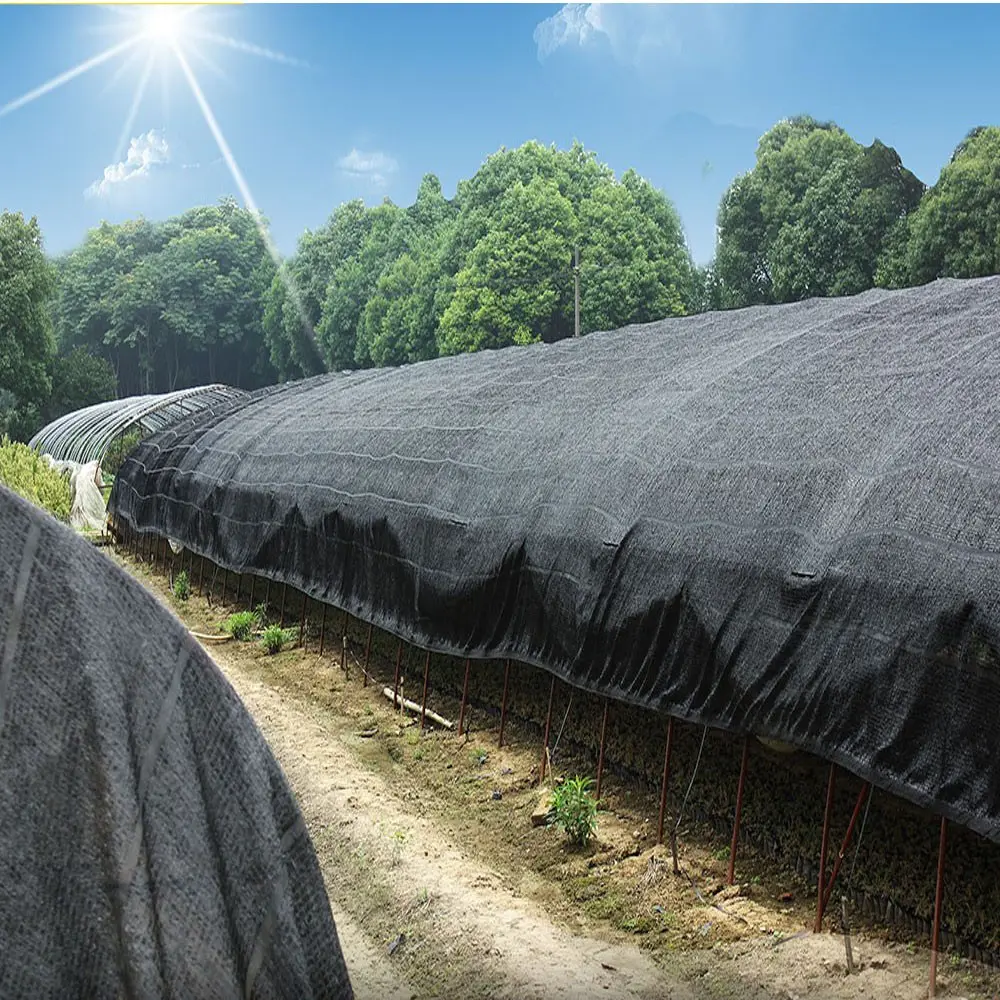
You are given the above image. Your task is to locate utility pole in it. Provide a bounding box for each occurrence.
[573,244,580,338]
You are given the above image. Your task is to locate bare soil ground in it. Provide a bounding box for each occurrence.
[117,551,1000,1000]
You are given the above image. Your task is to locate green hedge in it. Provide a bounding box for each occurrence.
[0,437,72,522]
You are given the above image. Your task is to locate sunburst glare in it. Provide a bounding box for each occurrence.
[0,3,314,340]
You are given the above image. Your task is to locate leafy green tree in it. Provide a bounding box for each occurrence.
[715,117,923,307]
[0,212,56,438]
[358,252,440,367]
[355,175,457,368]
[262,199,370,380]
[316,200,414,369]
[53,200,277,396]
[577,173,692,332]
[877,126,1000,286]
[438,177,577,354]
[43,348,117,424]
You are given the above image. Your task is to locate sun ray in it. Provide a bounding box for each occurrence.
[172,45,316,347]
[193,32,311,70]
[0,36,138,119]
[99,46,144,98]
[185,42,229,85]
[113,52,155,162]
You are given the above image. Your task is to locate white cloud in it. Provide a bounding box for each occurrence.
[338,148,398,188]
[533,3,728,69]
[85,130,169,198]
[533,3,605,59]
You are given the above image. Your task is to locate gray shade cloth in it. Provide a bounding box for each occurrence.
[111,275,1000,844]
[0,485,352,999]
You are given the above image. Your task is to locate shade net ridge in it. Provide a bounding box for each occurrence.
[111,275,1000,843]
[0,486,353,999]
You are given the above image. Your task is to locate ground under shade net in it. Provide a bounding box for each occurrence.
[0,487,353,999]
[112,275,1000,844]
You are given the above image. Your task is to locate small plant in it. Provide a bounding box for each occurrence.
[223,610,258,640]
[260,623,294,655]
[470,747,489,767]
[549,775,598,847]
[173,570,191,601]
[389,828,408,866]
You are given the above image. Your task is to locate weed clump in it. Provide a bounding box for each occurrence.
[223,609,259,641]
[172,570,191,601]
[261,623,294,655]
[549,775,598,847]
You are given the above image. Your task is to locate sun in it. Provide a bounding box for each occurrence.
[141,6,188,47]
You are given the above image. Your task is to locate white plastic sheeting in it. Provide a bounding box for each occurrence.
[42,457,107,532]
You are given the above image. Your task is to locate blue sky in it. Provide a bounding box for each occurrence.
[1,3,999,265]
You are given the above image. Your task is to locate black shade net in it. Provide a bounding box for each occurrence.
[111,276,1000,844]
[0,486,353,999]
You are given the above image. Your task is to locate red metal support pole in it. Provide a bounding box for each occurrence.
[595,700,610,800]
[457,658,471,737]
[223,569,229,605]
[420,649,431,732]
[815,762,837,932]
[727,737,750,886]
[363,622,373,686]
[656,717,676,845]
[198,556,205,597]
[929,816,948,998]
[341,610,349,678]
[498,659,511,747]
[279,582,288,627]
[236,573,243,606]
[299,597,308,650]
[248,574,256,611]
[539,675,556,785]
[392,641,404,708]
[318,603,327,655]
[820,782,871,918]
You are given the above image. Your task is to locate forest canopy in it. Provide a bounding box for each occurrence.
[3,120,1000,441]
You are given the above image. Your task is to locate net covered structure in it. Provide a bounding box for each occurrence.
[28,384,248,465]
[0,486,353,998]
[111,276,1000,845]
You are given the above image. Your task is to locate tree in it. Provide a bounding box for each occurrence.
[437,177,577,354]
[877,126,1000,286]
[0,212,56,438]
[53,200,277,396]
[355,175,457,368]
[316,200,414,369]
[43,348,117,424]
[262,199,370,380]
[577,173,692,332]
[714,117,923,307]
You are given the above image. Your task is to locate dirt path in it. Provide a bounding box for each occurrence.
[229,662,686,1000]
